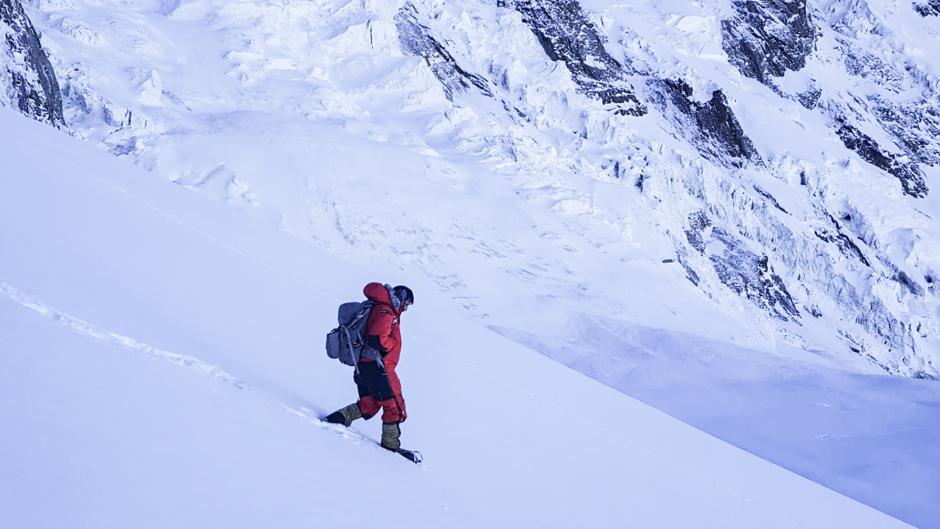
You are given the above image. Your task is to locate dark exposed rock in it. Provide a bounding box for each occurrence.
[844,49,905,92]
[678,256,701,286]
[814,229,871,267]
[873,97,940,167]
[818,210,873,267]
[834,33,939,198]
[497,0,646,116]
[834,119,928,198]
[914,0,940,16]
[753,185,788,214]
[895,271,924,296]
[683,212,801,320]
[648,78,760,166]
[396,3,492,101]
[708,229,800,321]
[0,0,63,126]
[685,210,711,253]
[796,86,821,109]
[721,0,816,85]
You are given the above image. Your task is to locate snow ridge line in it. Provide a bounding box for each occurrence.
[0,281,377,449]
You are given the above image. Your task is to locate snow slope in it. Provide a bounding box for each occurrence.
[0,108,915,528]
[1,0,938,525]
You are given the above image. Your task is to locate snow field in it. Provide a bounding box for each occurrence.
[0,108,917,528]
[6,0,940,525]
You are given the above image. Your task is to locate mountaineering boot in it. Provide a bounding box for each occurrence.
[394,448,423,464]
[324,403,362,427]
[381,422,402,450]
[380,422,422,463]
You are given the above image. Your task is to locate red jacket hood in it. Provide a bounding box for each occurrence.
[364,282,394,308]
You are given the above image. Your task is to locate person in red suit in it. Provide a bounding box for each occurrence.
[325,282,414,452]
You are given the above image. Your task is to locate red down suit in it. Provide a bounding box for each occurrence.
[356,282,407,424]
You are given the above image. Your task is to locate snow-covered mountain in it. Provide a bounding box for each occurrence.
[394,0,940,377]
[0,98,915,529]
[15,0,939,377]
[2,0,939,526]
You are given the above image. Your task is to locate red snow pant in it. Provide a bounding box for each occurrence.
[355,360,407,424]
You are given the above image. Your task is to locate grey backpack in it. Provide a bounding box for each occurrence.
[325,300,375,368]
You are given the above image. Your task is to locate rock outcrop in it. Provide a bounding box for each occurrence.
[648,79,760,167]
[914,0,940,16]
[396,3,492,101]
[721,0,816,85]
[0,0,63,126]
[497,0,646,116]
[834,118,928,198]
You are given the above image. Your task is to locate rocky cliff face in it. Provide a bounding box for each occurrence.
[720,0,935,199]
[833,118,928,197]
[390,0,939,377]
[721,0,816,85]
[0,0,63,126]
[396,3,493,101]
[647,79,759,166]
[496,0,646,116]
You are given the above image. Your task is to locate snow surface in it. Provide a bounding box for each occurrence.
[4,0,940,526]
[0,107,915,529]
